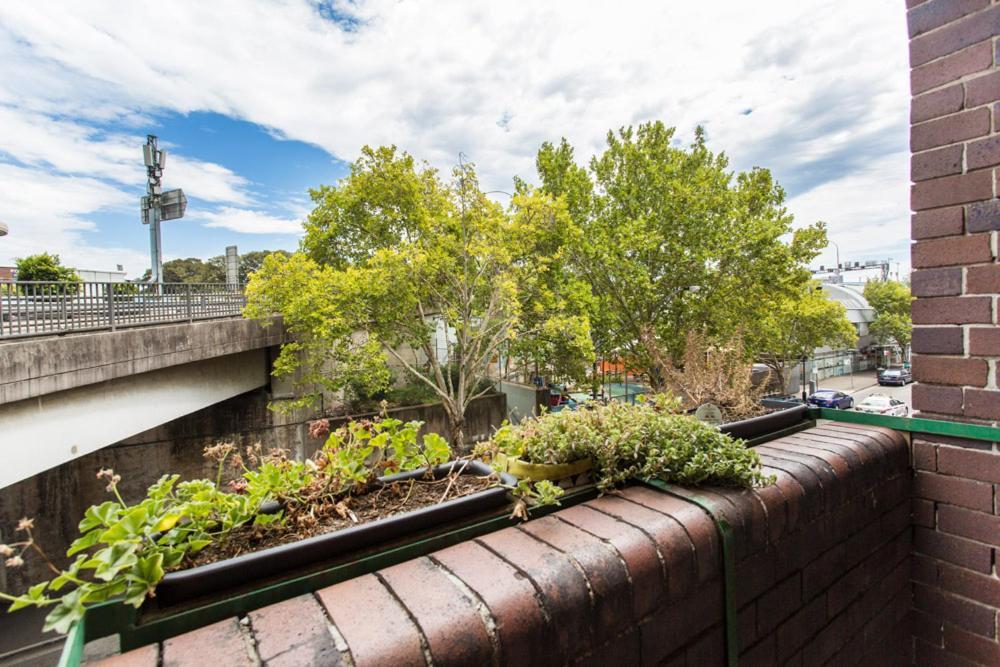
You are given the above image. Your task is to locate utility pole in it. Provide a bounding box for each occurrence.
[141,135,187,287]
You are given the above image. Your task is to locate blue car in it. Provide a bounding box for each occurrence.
[807,390,854,410]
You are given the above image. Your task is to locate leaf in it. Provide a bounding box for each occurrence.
[93,542,139,582]
[188,539,212,554]
[78,501,121,533]
[422,433,451,466]
[99,506,149,543]
[153,512,182,533]
[43,600,84,634]
[67,528,102,556]
[7,583,48,612]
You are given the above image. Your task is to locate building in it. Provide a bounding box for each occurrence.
[75,268,127,283]
[810,282,876,381]
[0,266,14,282]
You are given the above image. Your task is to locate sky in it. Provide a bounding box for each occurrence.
[0,0,910,280]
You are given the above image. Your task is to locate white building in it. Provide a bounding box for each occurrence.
[811,282,876,380]
[74,268,128,283]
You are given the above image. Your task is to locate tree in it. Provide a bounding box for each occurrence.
[753,283,858,389]
[864,280,912,358]
[246,146,591,449]
[14,253,80,284]
[140,258,223,283]
[237,250,291,283]
[533,122,827,387]
[140,251,290,284]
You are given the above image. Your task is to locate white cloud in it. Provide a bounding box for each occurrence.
[788,150,912,276]
[0,0,911,272]
[0,106,253,205]
[197,207,302,235]
[0,163,149,274]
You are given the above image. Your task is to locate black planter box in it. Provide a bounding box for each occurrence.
[155,460,514,606]
[719,403,810,441]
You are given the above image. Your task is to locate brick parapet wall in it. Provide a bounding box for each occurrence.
[908,1,1000,664]
[88,423,909,666]
[908,0,1000,424]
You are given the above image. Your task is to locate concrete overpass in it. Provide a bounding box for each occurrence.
[0,316,284,488]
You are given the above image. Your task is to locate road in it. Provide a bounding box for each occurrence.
[814,369,913,409]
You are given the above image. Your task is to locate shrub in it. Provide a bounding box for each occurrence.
[486,396,772,492]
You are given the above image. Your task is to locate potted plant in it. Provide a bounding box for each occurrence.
[480,397,773,496]
[0,415,516,631]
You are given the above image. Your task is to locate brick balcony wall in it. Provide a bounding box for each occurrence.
[87,423,909,666]
[909,1,1000,664]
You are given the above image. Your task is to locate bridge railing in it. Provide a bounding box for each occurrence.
[0,281,246,339]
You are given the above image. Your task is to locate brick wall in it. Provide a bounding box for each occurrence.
[909,1,1000,664]
[88,423,909,666]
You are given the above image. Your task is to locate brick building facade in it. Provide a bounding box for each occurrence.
[908,0,1000,664]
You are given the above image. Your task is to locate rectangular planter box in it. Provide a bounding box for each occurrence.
[155,460,515,606]
[719,403,810,442]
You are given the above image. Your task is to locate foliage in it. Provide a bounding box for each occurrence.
[753,283,857,389]
[653,331,773,420]
[532,122,827,384]
[247,145,592,448]
[0,418,451,633]
[139,250,291,284]
[864,280,912,353]
[509,479,566,520]
[486,397,772,494]
[14,253,80,284]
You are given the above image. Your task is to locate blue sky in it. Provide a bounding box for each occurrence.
[0,0,910,278]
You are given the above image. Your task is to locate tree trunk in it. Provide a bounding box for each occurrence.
[442,398,466,453]
[449,418,466,453]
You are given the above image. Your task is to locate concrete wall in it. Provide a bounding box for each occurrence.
[0,316,283,405]
[0,390,505,596]
[0,349,270,487]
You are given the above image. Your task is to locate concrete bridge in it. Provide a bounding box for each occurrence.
[0,316,285,488]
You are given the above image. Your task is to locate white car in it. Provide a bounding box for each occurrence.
[855,394,909,416]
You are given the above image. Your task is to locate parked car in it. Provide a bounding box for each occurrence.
[878,368,912,386]
[807,390,854,409]
[855,394,909,416]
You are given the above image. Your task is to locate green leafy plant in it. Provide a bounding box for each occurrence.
[509,479,566,520]
[486,397,773,498]
[1,417,453,633]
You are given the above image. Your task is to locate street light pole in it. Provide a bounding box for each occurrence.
[800,355,809,402]
[141,135,186,289]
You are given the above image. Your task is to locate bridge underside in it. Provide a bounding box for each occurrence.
[0,349,268,488]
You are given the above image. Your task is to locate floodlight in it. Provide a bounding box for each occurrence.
[160,189,187,221]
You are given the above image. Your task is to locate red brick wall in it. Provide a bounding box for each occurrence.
[909,0,1000,664]
[91,424,910,666]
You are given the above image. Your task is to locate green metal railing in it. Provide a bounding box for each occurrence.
[810,407,1000,442]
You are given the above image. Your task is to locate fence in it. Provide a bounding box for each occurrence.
[0,282,245,339]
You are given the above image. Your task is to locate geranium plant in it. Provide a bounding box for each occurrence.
[1,415,454,633]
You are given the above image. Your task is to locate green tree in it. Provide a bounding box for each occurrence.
[753,283,858,389]
[246,146,591,448]
[14,253,80,284]
[236,250,291,283]
[140,258,223,283]
[864,280,912,357]
[533,122,827,387]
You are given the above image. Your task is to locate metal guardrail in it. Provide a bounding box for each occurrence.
[0,281,245,339]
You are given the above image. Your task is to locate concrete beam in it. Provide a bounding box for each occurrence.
[0,316,283,405]
[0,349,269,488]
